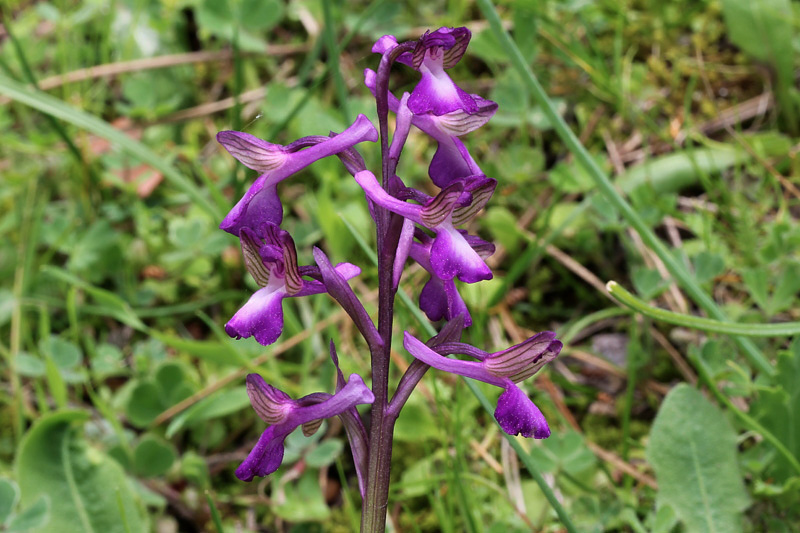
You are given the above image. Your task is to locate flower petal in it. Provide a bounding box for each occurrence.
[225,285,286,346]
[245,374,293,425]
[403,331,503,386]
[217,131,288,173]
[407,68,478,116]
[219,115,377,235]
[353,170,424,224]
[494,385,550,438]
[430,225,493,283]
[220,180,282,235]
[235,425,287,481]
[485,333,562,383]
[236,374,374,482]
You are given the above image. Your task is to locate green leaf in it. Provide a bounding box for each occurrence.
[485,207,524,254]
[721,0,792,69]
[124,381,164,428]
[693,252,726,285]
[39,336,82,370]
[616,146,748,196]
[41,267,146,331]
[133,435,177,478]
[15,411,147,533]
[15,353,45,378]
[273,471,329,522]
[752,339,800,482]
[631,267,667,300]
[0,478,20,525]
[305,439,343,468]
[646,384,749,533]
[44,355,67,409]
[7,496,49,533]
[771,263,800,314]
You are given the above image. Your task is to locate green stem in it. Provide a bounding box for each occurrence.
[476,0,774,376]
[607,281,800,337]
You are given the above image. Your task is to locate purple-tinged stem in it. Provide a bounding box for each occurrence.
[361,40,416,533]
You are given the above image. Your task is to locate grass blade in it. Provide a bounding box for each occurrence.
[0,74,220,219]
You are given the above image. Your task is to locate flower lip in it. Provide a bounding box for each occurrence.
[495,385,550,438]
[226,224,362,346]
[235,373,374,482]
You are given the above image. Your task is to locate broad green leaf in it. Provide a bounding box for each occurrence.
[15,411,147,533]
[721,0,793,78]
[179,452,210,489]
[305,439,343,468]
[124,381,164,428]
[15,353,45,378]
[693,252,726,285]
[273,471,329,522]
[753,339,800,482]
[485,207,524,254]
[631,267,667,300]
[647,385,749,533]
[617,146,747,196]
[0,478,20,525]
[770,263,800,314]
[741,267,769,312]
[39,336,82,369]
[133,435,177,478]
[7,496,49,533]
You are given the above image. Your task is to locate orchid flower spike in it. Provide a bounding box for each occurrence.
[236,373,374,481]
[225,223,360,346]
[217,114,377,235]
[403,331,562,438]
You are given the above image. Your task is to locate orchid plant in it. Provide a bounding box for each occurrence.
[217,27,563,531]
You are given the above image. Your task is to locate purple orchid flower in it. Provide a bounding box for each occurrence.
[353,170,495,283]
[373,27,485,117]
[408,231,495,326]
[403,330,562,438]
[217,114,378,235]
[226,222,360,346]
[364,68,495,188]
[236,372,374,482]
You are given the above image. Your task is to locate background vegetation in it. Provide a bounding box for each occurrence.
[2,0,799,531]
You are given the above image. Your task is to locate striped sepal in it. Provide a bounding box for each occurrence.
[301,418,324,437]
[217,131,287,173]
[280,233,303,296]
[411,32,429,70]
[246,376,291,425]
[484,332,559,383]
[441,28,470,69]
[436,107,495,137]
[421,183,463,227]
[452,179,496,226]
[240,228,271,288]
